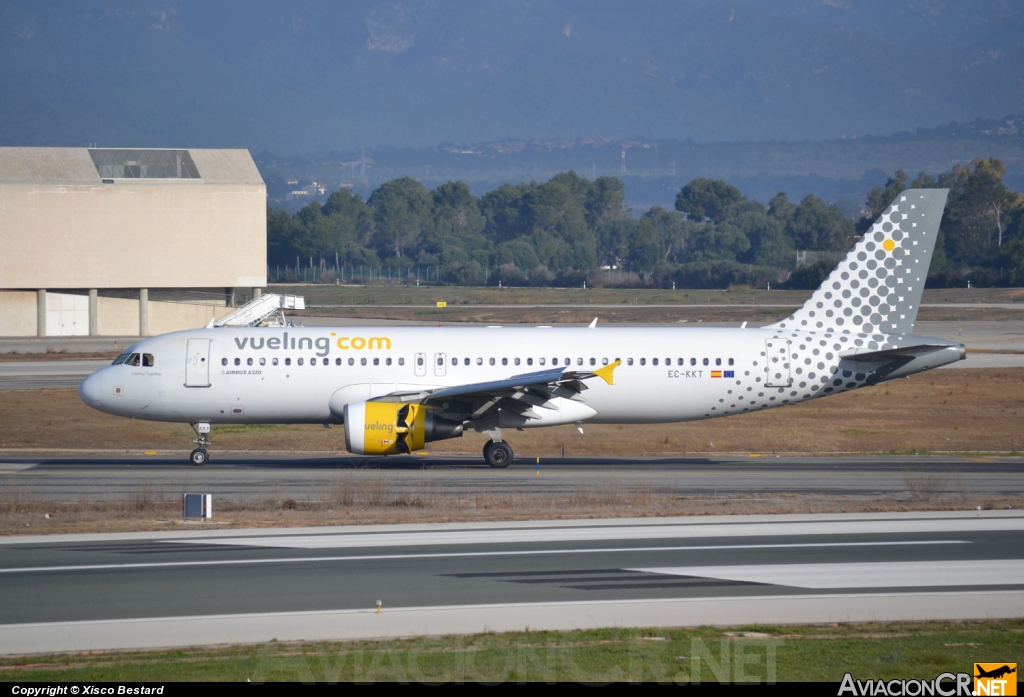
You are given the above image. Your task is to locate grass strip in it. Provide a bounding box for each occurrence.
[1,620,1021,682]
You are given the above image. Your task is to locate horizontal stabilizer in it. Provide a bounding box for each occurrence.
[840,344,962,363]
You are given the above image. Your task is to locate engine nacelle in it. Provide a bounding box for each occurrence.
[343,401,463,455]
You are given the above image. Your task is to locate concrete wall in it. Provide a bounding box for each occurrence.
[0,148,266,290]
[0,291,36,336]
[0,291,231,336]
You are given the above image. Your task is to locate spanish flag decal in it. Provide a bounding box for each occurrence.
[711,371,722,378]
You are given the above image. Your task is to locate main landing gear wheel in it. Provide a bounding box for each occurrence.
[483,441,513,468]
[190,448,209,466]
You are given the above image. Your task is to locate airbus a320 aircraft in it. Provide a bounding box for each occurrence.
[80,189,964,467]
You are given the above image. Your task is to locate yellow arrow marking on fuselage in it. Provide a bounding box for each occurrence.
[592,360,622,385]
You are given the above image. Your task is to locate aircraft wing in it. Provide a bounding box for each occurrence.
[371,362,620,420]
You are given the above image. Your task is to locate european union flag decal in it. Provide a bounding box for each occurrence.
[724,370,735,378]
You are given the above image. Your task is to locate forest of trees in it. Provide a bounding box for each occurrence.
[267,159,1024,289]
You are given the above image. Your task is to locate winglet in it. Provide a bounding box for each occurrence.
[588,318,598,329]
[592,359,621,385]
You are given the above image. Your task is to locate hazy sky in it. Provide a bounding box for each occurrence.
[2,0,1022,151]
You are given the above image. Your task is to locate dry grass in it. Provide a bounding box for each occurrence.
[3,474,1021,536]
[2,369,1021,455]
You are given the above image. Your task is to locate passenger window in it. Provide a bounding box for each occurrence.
[576,358,583,366]
[464,358,470,366]
[272,358,279,366]
[386,358,392,366]
[398,357,405,366]
[285,358,291,366]
[125,354,141,366]
[677,358,683,366]
[502,358,508,366]
[260,358,266,366]
[690,358,696,366]
[665,358,670,365]
[234,358,241,366]
[602,358,608,365]
[703,358,709,366]
[539,358,546,366]
[417,356,424,366]
[373,358,379,366]
[527,358,533,366]
[452,357,458,366]
[715,358,721,366]
[247,358,253,366]
[728,358,734,366]
[476,358,482,366]
[490,358,496,365]
[349,358,355,366]
[310,358,316,366]
[514,358,521,366]
[297,358,304,366]
[112,353,129,365]
[221,358,228,366]
[627,358,634,366]
[437,357,444,366]
[640,358,646,366]
[360,358,367,366]
[653,358,659,366]
[335,358,341,366]
[589,358,596,366]
[143,354,155,367]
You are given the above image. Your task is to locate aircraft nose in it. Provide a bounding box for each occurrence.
[78,370,106,407]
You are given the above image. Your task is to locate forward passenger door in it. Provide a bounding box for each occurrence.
[185,339,211,388]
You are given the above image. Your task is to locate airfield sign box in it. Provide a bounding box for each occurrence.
[182,493,212,520]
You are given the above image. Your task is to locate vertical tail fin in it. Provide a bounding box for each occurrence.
[769,189,948,335]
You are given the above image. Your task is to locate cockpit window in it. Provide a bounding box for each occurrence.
[124,353,141,367]
[142,353,155,367]
[112,353,129,365]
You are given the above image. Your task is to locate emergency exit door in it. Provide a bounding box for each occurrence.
[185,339,211,387]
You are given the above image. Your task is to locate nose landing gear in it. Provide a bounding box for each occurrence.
[189,422,211,466]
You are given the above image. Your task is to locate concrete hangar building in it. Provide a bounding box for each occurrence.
[0,147,266,337]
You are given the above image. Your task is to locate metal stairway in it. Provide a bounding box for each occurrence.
[212,294,306,327]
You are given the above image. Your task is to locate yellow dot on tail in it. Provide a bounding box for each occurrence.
[883,239,896,252]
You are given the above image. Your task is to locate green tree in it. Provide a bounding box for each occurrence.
[494,238,540,271]
[640,206,691,263]
[675,178,743,222]
[686,222,751,262]
[595,217,637,268]
[421,181,489,266]
[627,219,663,270]
[858,170,908,233]
[367,177,432,259]
[788,195,853,251]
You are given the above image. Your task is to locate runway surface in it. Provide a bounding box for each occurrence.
[2,453,1022,500]
[1,511,1021,653]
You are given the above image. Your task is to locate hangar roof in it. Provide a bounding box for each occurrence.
[0,148,263,186]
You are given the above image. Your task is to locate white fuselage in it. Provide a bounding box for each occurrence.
[78,324,962,427]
